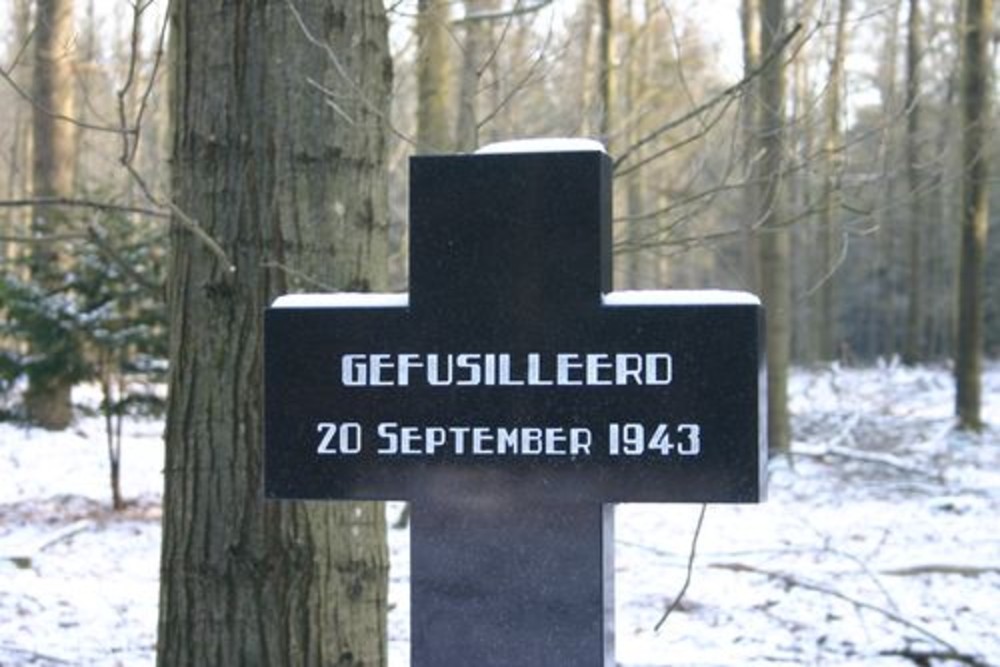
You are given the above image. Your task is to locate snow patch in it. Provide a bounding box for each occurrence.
[2,363,999,666]
[270,293,408,309]
[475,137,606,154]
[603,290,760,306]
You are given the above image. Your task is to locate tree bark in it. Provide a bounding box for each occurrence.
[26,0,76,430]
[157,1,391,665]
[597,0,614,142]
[817,0,849,360]
[903,0,925,364]
[623,0,643,289]
[755,0,791,453]
[2,0,34,268]
[955,0,992,431]
[740,0,761,290]
[416,0,453,152]
[455,0,496,152]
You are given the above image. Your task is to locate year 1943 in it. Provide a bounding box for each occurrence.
[608,422,701,456]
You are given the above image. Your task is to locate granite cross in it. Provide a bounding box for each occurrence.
[265,140,765,666]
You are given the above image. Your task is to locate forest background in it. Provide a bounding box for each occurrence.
[2,0,997,432]
[0,0,997,665]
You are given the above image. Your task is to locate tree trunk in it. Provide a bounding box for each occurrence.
[755,0,791,453]
[597,0,614,142]
[416,0,453,152]
[455,0,496,152]
[623,0,642,289]
[576,0,597,136]
[873,0,902,359]
[26,0,76,430]
[903,0,925,364]
[817,0,849,360]
[2,0,34,269]
[740,0,761,290]
[955,0,992,431]
[157,2,391,665]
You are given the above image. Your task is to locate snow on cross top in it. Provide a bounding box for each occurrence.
[475,138,607,154]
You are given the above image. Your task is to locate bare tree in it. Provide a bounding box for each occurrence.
[755,0,791,453]
[1,0,34,267]
[955,0,992,430]
[455,0,497,151]
[416,0,453,152]
[816,0,849,360]
[156,1,391,663]
[903,0,926,364]
[740,0,762,289]
[26,0,76,429]
[598,0,614,142]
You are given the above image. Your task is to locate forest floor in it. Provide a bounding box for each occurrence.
[0,362,998,666]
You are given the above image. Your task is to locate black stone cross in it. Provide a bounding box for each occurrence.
[265,143,764,666]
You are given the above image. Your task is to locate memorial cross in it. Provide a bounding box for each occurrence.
[265,140,765,666]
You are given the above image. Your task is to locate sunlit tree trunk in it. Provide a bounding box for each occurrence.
[597,0,613,143]
[755,0,791,453]
[576,0,597,136]
[456,1,498,152]
[903,0,925,364]
[416,0,453,152]
[817,0,849,360]
[623,0,642,289]
[955,0,992,431]
[2,0,33,268]
[157,1,391,664]
[27,0,76,430]
[740,0,761,290]
[873,0,902,359]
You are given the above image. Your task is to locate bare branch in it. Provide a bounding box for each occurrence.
[453,0,554,24]
[476,21,559,131]
[653,505,707,632]
[614,23,803,169]
[0,232,88,243]
[708,562,967,657]
[85,221,162,293]
[0,197,169,218]
[285,0,417,148]
[0,65,135,136]
[130,0,171,167]
[262,261,339,293]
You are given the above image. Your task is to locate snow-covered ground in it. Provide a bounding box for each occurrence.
[1,362,998,666]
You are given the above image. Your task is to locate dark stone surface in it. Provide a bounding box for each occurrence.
[265,151,764,504]
[264,148,765,666]
[411,501,614,666]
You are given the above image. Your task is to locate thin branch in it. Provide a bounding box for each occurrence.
[162,198,234,274]
[115,0,145,165]
[614,94,737,179]
[476,23,557,131]
[112,0,231,273]
[707,562,968,657]
[878,648,992,667]
[130,4,170,164]
[85,221,161,293]
[614,23,803,169]
[477,0,520,78]
[262,261,339,293]
[5,18,38,72]
[285,0,417,148]
[0,197,169,218]
[803,230,851,297]
[0,232,88,244]
[653,504,708,632]
[0,66,135,136]
[453,0,554,24]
